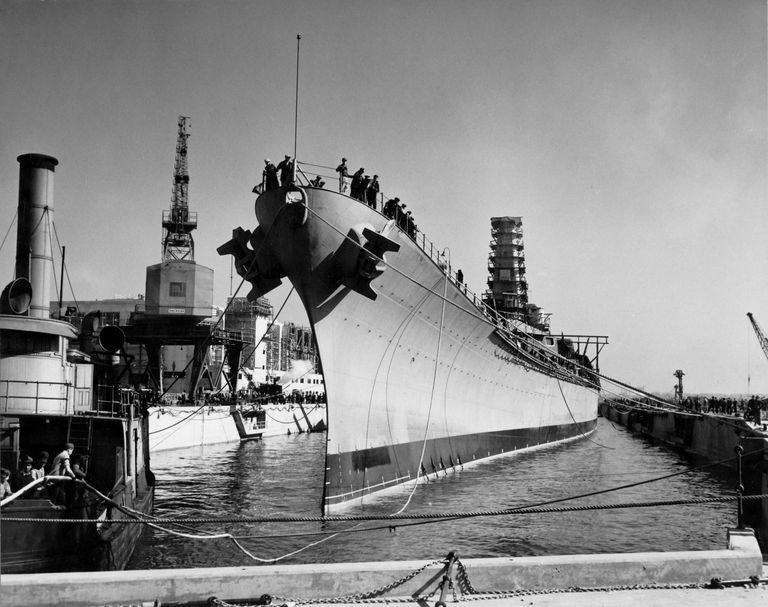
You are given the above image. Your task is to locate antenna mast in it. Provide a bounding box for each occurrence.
[162,115,197,261]
[293,34,301,183]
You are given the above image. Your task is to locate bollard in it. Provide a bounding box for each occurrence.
[435,551,458,607]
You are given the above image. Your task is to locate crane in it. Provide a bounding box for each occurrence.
[161,116,197,262]
[747,312,768,362]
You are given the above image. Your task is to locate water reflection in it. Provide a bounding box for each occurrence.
[128,418,740,569]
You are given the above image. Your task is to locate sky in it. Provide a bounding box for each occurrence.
[1,0,766,396]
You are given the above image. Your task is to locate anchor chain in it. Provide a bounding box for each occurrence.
[204,555,767,607]
[270,558,444,605]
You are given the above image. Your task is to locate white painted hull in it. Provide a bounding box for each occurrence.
[222,184,599,510]
[148,403,327,451]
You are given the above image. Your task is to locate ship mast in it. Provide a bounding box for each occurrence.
[162,116,197,261]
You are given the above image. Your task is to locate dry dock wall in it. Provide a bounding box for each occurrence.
[601,402,768,550]
[601,402,765,465]
[1,530,762,607]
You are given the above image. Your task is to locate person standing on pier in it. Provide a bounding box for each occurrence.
[336,157,349,193]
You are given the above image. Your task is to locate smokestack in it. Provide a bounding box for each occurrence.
[16,154,59,319]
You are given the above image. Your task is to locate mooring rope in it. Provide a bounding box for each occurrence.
[7,493,767,526]
[556,378,614,449]
[392,254,451,516]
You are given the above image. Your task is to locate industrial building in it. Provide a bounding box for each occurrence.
[55,117,319,401]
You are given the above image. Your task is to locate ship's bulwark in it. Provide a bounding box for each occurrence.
[228,185,599,511]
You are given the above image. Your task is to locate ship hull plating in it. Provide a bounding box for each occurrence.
[245,187,599,511]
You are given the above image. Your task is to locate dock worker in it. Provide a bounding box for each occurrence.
[263,159,279,191]
[336,158,349,193]
[366,175,380,209]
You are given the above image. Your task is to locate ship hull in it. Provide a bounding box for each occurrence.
[245,186,599,511]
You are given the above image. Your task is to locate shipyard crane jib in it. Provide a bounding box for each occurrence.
[747,312,768,362]
[162,115,197,261]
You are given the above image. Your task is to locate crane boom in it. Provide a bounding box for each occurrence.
[161,115,197,262]
[747,312,768,362]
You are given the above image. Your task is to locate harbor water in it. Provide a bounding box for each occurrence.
[128,417,741,569]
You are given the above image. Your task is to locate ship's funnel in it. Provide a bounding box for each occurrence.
[16,154,59,319]
[98,324,125,353]
[80,311,125,354]
[0,278,33,315]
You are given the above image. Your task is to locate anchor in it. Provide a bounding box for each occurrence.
[217,226,285,300]
[333,220,400,300]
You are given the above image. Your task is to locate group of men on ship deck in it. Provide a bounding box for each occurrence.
[335,157,418,238]
[259,155,419,240]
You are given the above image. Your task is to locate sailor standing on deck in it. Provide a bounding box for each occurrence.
[50,442,76,504]
[366,175,380,209]
[383,197,399,219]
[263,159,279,191]
[11,456,35,493]
[360,175,371,202]
[405,211,417,238]
[51,443,75,478]
[396,203,408,230]
[350,168,365,200]
[336,157,349,193]
[277,155,293,186]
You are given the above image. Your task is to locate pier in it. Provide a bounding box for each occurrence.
[2,528,765,606]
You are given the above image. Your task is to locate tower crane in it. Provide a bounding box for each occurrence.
[747,312,768,362]
[162,116,197,261]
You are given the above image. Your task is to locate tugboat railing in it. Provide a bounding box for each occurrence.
[0,379,139,418]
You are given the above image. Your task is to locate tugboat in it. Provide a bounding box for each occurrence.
[0,154,154,572]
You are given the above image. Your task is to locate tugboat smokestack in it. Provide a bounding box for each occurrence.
[15,153,59,319]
